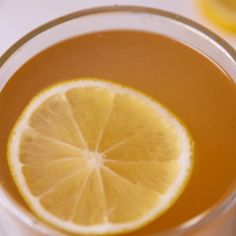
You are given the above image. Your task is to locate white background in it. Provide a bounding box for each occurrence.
[0,0,236,57]
[0,0,235,235]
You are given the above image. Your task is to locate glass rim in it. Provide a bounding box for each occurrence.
[0,5,236,236]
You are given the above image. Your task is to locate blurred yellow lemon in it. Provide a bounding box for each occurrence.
[199,0,236,33]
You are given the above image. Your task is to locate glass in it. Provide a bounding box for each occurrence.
[0,6,236,236]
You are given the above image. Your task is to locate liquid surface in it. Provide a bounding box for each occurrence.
[0,31,236,235]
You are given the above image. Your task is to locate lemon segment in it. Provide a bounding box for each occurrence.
[8,79,193,235]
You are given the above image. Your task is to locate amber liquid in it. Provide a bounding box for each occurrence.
[0,31,236,235]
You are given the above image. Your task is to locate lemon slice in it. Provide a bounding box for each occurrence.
[199,0,236,33]
[8,79,193,235]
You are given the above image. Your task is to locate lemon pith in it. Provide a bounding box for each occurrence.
[8,79,193,235]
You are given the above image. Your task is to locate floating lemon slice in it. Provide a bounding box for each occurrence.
[8,79,193,235]
[199,0,236,33]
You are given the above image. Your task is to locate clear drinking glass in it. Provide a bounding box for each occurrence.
[0,6,236,236]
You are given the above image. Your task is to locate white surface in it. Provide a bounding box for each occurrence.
[0,0,235,57]
[0,1,235,235]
